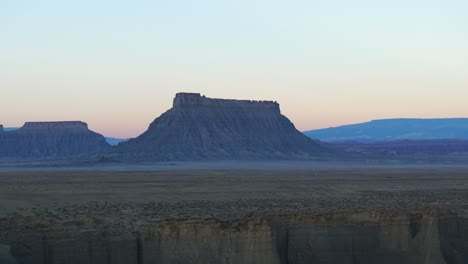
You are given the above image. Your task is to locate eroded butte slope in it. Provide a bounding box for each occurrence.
[0,121,110,160]
[116,93,323,161]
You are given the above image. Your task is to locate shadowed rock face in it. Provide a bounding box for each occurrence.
[2,213,468,264]
[117,93,322,161]
[0,121,110,159]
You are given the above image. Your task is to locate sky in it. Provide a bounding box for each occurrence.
[1,0,467,138]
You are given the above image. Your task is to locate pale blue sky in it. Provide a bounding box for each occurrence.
[1,0,467,137]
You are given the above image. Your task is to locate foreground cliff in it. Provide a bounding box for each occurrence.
[0,121,110,159]
[1,209,467,264]
[116,93,323,161]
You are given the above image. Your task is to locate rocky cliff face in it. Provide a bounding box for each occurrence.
[2,212,467,264]
[0,121,110,159]
[116,93,323,161]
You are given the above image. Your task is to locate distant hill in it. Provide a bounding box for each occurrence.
[105,137,129,146]
[304,118,468,142]
[315,139,468,164]
[321,139,468,155]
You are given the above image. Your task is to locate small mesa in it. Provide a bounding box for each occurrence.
[0,121,110,159]
[21,121,88,130]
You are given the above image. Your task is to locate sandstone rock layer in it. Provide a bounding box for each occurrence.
[2,213,467,264]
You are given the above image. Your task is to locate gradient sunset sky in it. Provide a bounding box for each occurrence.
[2,1,467,138]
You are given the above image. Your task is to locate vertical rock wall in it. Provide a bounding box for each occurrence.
[3,213,468,264]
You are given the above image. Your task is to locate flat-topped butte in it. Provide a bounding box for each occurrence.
[20,121,88,130]
[173,92,280,110]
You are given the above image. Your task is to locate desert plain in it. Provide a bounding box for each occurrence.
[2,161,468,226]
[2,162,468,264]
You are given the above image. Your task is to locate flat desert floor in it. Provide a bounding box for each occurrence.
[1,162,468,227]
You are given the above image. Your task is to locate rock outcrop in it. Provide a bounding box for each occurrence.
[0,121,110,159]
[116,93,323,160]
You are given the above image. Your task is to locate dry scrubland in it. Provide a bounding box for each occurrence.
[1,163,468,223]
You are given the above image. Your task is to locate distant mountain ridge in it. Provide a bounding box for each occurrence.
[304,118,468,142]
[105,137,129,146]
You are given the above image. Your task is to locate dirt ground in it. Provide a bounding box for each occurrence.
[1,162,468,223]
